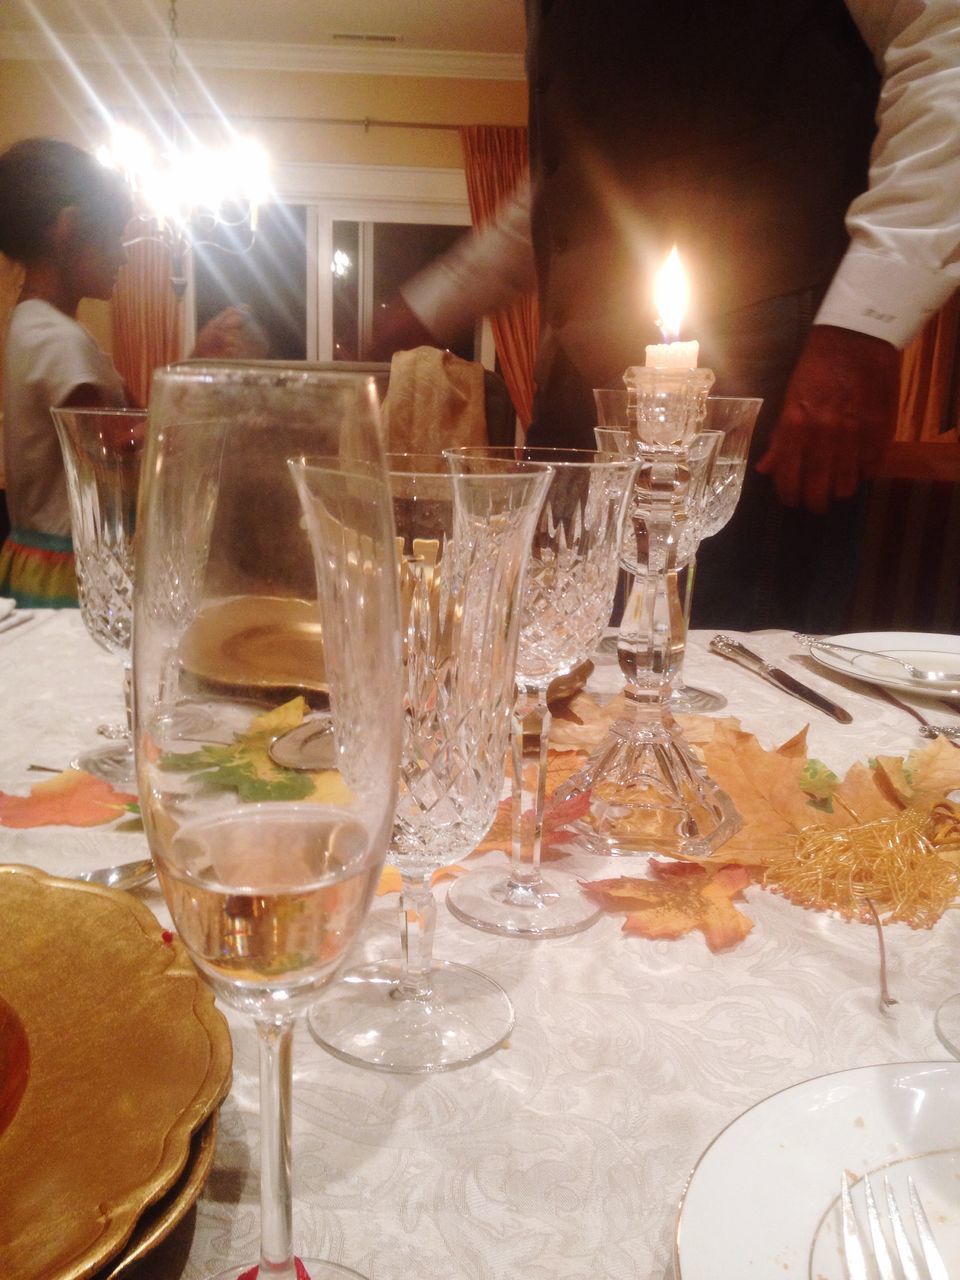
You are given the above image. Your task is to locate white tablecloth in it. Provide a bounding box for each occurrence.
[2,611,959,1280]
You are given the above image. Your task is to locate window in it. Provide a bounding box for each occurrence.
[332,220,477,363]
[192,204,308,360]
[188,164,493,367]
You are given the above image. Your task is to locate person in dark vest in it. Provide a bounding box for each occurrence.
[370,1,960,631]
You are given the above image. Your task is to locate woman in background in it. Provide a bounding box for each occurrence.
[0,137,257,606]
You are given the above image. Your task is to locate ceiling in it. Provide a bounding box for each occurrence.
[0,0,527,75]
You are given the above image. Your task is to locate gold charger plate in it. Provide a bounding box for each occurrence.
[97,1113,218,1279]
[180,594,327,699]
[0,865,232,1280]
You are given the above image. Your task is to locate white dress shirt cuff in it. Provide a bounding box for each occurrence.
[814,246,955,348]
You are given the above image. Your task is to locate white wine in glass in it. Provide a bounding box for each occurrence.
[134,363,402,1280]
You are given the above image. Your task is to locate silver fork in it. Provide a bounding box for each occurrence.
[841,1171,948,1280]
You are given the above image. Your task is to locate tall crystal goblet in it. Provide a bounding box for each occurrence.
[134,363,403,1280]
[307,453,551,1072]
[670,397,763,713]
[444,447,637,938]
[52,407,148,784]
[555,426,740,858]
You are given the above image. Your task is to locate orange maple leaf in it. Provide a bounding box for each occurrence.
[473,752,591,859]
[0,769,137,829]
[581,861,754,951]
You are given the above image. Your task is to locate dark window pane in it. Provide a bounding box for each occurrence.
[332,221,360,362]
[372,223,474,362]
[193,203,307,360]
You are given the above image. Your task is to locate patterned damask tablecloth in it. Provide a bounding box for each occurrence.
[2,610,960,1280]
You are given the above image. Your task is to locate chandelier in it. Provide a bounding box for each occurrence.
[96,0,270,297]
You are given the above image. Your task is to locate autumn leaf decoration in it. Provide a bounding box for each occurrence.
[581,862,754,952]
[159,697,350,806]
[0,770,137,829]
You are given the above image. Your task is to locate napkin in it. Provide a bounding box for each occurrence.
[381,346,488,454]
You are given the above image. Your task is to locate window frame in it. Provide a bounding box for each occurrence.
[186,162,495,367]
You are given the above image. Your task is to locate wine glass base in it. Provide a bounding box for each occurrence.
[72,742,135,787]
[446,866,602,938]
[934,992,960,1059]
[307,959,514,1074]
[205,1258,366,1279]
[669,682,727,714]
[551,709,741,858]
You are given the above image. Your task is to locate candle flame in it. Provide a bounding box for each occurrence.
[654,246,689,341]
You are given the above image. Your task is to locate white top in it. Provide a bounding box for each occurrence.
[403,0,960,351]
[2,299,125,538]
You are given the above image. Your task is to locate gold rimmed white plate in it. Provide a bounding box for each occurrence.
[180,594,327,698]
[0,865,232,1280]
[674,1061,960,1278]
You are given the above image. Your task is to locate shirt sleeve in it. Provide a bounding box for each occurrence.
[400,182,536,342]
[815,0,960,346]
[25,312,125,407]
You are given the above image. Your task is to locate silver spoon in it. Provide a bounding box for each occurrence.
[75,858,156,891]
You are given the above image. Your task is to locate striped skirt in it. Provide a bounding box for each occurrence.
[0,527,79,608]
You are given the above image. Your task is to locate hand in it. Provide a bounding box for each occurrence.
[364,294,437,361]
[192,306,268,360]
[756,325,900,512]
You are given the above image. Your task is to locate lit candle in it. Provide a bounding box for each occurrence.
[644,246,699,369]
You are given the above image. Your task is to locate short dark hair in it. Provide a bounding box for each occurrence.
[0,137,132,263]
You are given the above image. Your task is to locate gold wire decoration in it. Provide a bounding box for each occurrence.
[763,802,960,930]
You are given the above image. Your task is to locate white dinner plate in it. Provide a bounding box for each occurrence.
[674,1061,960,1279]
[809,630,960,696]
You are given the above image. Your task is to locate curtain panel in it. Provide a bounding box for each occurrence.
[896,292,960,444]
[111,239,183,408]
[459,125,539,429]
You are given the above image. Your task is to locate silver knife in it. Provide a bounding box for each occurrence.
[710,634,853,723]
[0,610,34,636]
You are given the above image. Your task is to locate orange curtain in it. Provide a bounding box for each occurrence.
[896,292,960,442]
[111,239,183,407]
[459,125,539,428]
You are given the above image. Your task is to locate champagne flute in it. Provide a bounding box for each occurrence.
[444,447,636,938]
[51,407,147,784]
[134,363,402,1280]
[307,453,551,1072]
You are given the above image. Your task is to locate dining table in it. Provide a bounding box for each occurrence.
[2,607,960,1280]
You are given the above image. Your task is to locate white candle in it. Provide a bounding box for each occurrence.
[644,246,699,369]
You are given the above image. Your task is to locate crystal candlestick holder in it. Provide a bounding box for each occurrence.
[624,364,716,447]
[554,367,741,858]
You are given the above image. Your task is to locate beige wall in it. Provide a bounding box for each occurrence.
[0,57,527,169]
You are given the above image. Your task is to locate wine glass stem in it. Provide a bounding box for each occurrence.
[123,660,133,739]
[256,1015,297,1280]
[509,690,551,888]
[398,872,436,1000]
[683,555,696,633]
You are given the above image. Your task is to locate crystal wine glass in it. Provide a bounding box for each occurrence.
[670,396,763,712]
[133,363,403,1280]
[444,447,637,938]
[51,406,148,785]
[306,453,551,1073]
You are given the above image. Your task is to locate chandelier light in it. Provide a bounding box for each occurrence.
[95,0,271,297]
